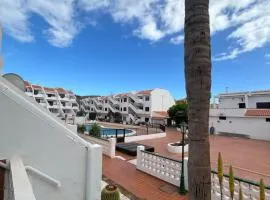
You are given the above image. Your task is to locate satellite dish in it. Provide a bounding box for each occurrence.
[3,73,25,91]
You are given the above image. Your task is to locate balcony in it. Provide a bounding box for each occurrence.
[25,92,33,97]
[46,96,57,100]
[34,93,45,98]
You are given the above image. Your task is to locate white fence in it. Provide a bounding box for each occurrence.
[136,146,188,189]
[211,172,270,200]
[125,132,166,143]
[82,135,116,158]
[136,146,270,200]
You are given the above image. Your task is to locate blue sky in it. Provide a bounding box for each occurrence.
[1,0,270,99]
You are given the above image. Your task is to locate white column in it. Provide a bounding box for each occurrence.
[244,94,249,108]
[86,144,102,200]
[184,157,189,190]
[136,145,145,170]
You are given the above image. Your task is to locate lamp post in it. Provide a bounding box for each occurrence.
[179,122,187,195]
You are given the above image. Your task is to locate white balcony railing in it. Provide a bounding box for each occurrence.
[25,92,33,97]
[34,93,45,98]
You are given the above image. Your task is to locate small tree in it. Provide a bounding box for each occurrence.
[89,123,101,138]
[218,152,224,199]
[260,179,265,200]
[229,165,235,199]
[77,124,85,134]
[168,102,188,125]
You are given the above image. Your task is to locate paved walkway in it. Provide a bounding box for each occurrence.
[84,125,270,199]
[103,155,187,200]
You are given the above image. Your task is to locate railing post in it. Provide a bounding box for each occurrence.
[147,125,148,135]
[136,145,145,170]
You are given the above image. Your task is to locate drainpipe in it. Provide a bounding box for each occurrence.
[85,143,102,200]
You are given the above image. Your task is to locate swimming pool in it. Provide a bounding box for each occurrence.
[84,124,134,137]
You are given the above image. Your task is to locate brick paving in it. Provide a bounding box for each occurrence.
[100,126,270,199]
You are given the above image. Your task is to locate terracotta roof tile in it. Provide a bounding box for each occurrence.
[56,88,67,94]
[152,111,169,119]
[44,87,56,93]
[137,89,153,95]
[24,81,31,87]
[245,109,270,117]
[32,85,42,89]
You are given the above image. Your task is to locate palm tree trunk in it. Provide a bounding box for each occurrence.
[184,0,212,199]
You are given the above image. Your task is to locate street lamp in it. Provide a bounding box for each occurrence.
[179,121,188,195]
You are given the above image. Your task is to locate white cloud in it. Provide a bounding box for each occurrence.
[0,0,33,42]
[170,35,184,45]
[0,0,270,58]
[265,54,270,58]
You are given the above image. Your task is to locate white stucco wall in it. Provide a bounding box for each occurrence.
[150,89,175,112]
[0,77,102,200]
[209,116,270,140]
[247,95,270,108]
[219,96,245,109]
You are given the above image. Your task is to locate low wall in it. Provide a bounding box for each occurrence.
[125,132,166,143]
[136,146,188,189]
[210,116,270,140]
[84,136,116,158]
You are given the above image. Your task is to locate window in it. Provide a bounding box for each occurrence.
[105,108,107,111]
[91,108,94,111]
[123,107,127,111]
[238,103,246,108]
[91,101,93,104]
[105,100,107,103]
[219,116,226,120]
[124,98,127,102]
[145,118,149,122]
[145,96,150,101]
[145,107,150,112]
[266,118,270,122]
[256,102,270,109]
[120,108,122,111]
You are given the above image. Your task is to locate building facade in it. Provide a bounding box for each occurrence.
[24,81,79,119]
[210,90,270,140]
[80,88,175,124]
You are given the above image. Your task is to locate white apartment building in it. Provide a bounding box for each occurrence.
[80,88,175,124]
[210,90,270,140]
[24,81,79,119]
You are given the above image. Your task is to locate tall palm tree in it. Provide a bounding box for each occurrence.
[184,0,212,199]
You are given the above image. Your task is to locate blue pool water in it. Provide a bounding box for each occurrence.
[85,124,133,137]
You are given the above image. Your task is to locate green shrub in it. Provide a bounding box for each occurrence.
[260,179,265,200]
[89,123,101,137]
[77,124,85,133]
[229,165,235,199]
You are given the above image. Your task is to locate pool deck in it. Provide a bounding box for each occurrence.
[100,126,270,200]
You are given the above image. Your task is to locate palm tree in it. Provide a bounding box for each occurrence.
[184,0,212,199]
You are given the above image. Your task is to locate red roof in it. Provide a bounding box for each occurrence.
[137,89,153,95]
[245,109,270,117]
[56,88,67,94]
[152,111,169,119]
[44,87,56,93]
[32,85,42,89]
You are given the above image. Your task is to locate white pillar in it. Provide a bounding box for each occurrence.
[244,94,248,108]
[86,144,102,200]
[136,145,145,170]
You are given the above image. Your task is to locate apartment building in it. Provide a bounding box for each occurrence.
[210,90,270,140]
[24,81,79,119]
[80,88,175,124]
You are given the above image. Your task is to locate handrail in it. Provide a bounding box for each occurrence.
[211,170,270,190]
[141,150,182,163]
[25,165,61,187]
